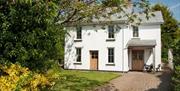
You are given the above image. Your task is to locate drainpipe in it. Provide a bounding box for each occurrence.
[122,25,124,72]
[153,47,156,73]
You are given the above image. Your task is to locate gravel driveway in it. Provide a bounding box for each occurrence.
[95,68,172,91]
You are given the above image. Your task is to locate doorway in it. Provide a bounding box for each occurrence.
[132,50,144,71]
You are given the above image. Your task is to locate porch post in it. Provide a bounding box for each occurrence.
[129,48,132,70]
[153,47,156,72]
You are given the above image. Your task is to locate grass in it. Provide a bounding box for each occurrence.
[61,70,120,83]
[50,70,120,91]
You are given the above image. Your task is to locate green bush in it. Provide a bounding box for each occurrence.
[0,0,64,71]
[172,66,180,91]
[172,39,180,91]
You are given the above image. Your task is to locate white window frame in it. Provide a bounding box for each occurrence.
[108,25,115,39]
[108,48,115,63]
[132,26,139,37]
[76,47,82,62]
[76,26,82,39]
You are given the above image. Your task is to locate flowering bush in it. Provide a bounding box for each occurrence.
[0,64,50,91]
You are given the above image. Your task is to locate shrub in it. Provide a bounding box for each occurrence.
[0,64,51,91]
[172,39,180,91]
[172,66,180,91]
[0,0,64,72]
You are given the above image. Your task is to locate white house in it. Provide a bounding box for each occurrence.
[64,11,164,72]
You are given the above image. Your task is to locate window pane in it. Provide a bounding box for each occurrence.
[133,26,139,37]
[108,48,114,63]
[76,48,81,62]
[108,56,111,62]
[76,27,82,39]
[108,56,114,63]
[111,56,114,62]
[108,25,114,38]
[77,55,81,62]
[139,53,144,60]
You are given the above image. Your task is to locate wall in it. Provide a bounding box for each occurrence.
[65,25,128,71]
[64,24,161,71]
[139,25,161,68]
[127,25,161,70]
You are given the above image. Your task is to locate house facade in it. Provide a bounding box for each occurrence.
[64,11,163,72]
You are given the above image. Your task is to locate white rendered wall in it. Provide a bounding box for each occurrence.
[65,25,128,71]
[139,25,161,68]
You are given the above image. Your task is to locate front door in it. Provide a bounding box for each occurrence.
[132,50,144,71]
[90,51,98,70]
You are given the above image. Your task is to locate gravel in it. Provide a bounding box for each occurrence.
[95,68,172,91]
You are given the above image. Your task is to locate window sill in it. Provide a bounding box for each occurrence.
[74,62,82,65]
[106,63,115,66]
[132,37,140,39]
[106,38,115,41]
[74,39,82,42]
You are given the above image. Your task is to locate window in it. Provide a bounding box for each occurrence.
[108,48,114,63]
[91,51,98,59]
[108,25,114,38]
[133,26,139,37]
[76,26,82,39]
[76,48,81,62]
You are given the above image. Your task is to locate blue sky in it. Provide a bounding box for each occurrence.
[149,0,180,21]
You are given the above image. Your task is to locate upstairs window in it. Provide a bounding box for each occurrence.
[133,26,139,37]
[108,48,114,63]
[108,25,114,38]
[76,48,81,62]
[76,26,82,39]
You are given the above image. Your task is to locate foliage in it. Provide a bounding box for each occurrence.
[152,4,179,63]
[172,66,180,91]
[0,0,64,71]
[172,38,180,91]
[0,64,50,91]
[152,4,180,90]
[56,0,153,25]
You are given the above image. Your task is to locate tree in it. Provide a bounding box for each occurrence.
[152,4,180,91]
[172,22,180,91]
[56,0,153,25]
[0,0,65,71]
[152,4,179,62]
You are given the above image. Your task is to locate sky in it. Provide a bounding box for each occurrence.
[149,0,180,21]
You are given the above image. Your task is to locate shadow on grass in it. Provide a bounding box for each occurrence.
[51,74,101,91]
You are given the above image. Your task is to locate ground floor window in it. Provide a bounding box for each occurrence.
[76,48,81,62]
[108,48,114,63]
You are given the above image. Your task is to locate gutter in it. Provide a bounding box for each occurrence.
[64,20,126,27]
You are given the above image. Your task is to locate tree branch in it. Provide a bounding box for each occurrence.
[60,9,77,24]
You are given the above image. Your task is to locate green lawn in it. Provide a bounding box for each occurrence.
[50,70,120,91]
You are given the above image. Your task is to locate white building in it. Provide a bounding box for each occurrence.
[64,11,164,72]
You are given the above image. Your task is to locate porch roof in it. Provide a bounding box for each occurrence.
[127,39,156,47]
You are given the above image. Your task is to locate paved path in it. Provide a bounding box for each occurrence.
[95,68,172,91]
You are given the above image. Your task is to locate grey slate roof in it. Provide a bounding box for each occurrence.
[92,11,164,24]
[127,38,156,47]
[65,10,164,26]
[136,11,164,24]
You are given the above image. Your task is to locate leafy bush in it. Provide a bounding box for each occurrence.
[172,66,180,91]
[0,64,51,91]
[172,39,180,91]
[0,0,64,71]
